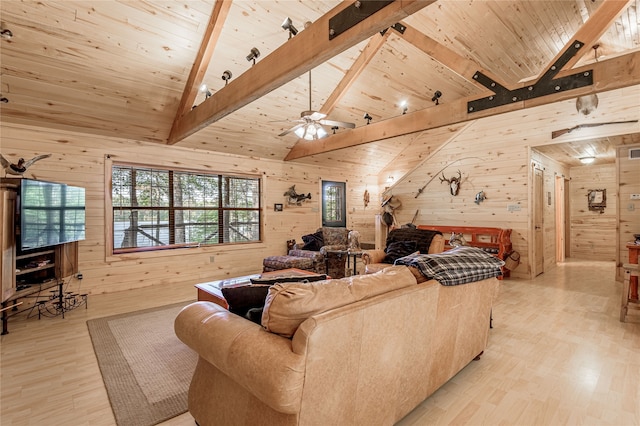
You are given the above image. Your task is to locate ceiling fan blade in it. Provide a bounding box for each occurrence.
[319,119,355,129]
[308,111,326,121]
[278,123,305,137]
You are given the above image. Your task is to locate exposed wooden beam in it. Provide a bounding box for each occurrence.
[319,30,392,115]
[170,1,232,125]
[284,51,640,160]
[546,0,633,74]
[167,0,434,145]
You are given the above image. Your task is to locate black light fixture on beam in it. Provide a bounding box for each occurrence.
[221,70,232,86]
[400,101,408,115]
[0,28,12,40]
[331,126,339,134]
[281,17,298,39]
[363,113,372,124]
[246,47,260,65]
[431,90,442,105]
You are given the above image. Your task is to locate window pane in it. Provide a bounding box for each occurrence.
[223,210,260,242]
[223,177,260,208]
[113,209,170,249]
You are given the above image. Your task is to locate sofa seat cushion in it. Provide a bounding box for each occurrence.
[395,246,505,286]
[261,265,417,337]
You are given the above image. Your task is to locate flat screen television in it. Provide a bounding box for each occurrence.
[19,178,86,250]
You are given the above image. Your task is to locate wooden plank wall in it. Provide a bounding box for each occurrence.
[618,144,640,277]
[569,164,617,261]
[0,123,378,294]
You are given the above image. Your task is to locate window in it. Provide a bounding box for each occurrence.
[322,180,346,227]
[111,164,261,253]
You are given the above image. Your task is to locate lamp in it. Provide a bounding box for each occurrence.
[295,123,328,140]
[246,47,260,65]
[221,70,232,85]
[579,156,595,164]
[363,113,372,124]
[281,17,298,39]
[431,90,442,105]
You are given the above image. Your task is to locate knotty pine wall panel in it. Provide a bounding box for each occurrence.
[569,164,617,261]
[1,123,377,294]
[618,144,640,278]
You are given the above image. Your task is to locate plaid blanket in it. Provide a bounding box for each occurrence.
[395,246,505,286]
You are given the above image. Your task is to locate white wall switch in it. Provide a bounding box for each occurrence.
[630,194,640,200]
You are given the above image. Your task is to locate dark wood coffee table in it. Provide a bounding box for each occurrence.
[195,268,321,309]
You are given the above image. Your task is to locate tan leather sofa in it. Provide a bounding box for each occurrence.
[175,266,499,426]
[362,229,445,274]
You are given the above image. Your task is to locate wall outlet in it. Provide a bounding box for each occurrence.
[630,194,640,200]
[76,273,83,280]
[209,256,215,264]
[507,204,521,212]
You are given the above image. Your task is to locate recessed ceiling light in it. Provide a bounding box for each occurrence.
[579,156,595,164]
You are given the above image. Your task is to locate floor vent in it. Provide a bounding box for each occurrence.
[630,148,640,160]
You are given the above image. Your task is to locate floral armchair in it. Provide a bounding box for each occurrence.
[263,227,350,277]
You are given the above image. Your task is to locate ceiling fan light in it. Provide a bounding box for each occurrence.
[294,126,305,138]
[580,156,595,164]
[316,124,328,139]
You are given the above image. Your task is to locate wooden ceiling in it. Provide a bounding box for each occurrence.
[1,0,638,171]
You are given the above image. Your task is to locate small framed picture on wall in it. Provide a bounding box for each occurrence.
[274,203,283,212]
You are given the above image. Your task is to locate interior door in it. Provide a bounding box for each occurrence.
[533,167,544,276]
[555,175,565,262]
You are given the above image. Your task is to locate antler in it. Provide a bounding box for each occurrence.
[455,170,462,181]
[439,172,450,184]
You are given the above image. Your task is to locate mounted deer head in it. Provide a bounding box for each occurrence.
[439,170,462,196]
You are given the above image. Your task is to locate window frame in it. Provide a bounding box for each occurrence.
[321,180,346,227]
[107,161,263,256]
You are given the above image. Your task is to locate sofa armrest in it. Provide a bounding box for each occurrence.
[429,234,445,254]
[175,302,305,414]
[362,249,386,265]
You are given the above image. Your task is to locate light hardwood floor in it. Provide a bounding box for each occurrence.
[1,260,638,426]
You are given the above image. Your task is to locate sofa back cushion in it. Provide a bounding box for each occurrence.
[321,227,349,246]
[261,265,417,337]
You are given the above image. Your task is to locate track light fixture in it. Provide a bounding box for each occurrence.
[199,83,212,99]
[331,126,339,134]
[431,90,442,105]
[246,47,260,65]
[0,28,12,40]
[363,113,372,124]
[221,70,232,85]
[281,17,298,39]
[400,101,408,115]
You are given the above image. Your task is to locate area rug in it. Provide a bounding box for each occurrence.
[87,302,197,426]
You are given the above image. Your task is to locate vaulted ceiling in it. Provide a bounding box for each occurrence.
[1,0,638,172]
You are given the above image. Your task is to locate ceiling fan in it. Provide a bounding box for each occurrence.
[278,71,355,140]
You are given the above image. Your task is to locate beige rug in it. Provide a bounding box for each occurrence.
[87,302,197,426]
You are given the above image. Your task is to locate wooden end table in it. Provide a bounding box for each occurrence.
[195,268,322,309]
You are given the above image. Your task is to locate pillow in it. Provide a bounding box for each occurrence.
[221,285,270,317]
[301,230,324,251]
[250,274,327,285]
[261,265,418,337]
[383,240,418,264]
